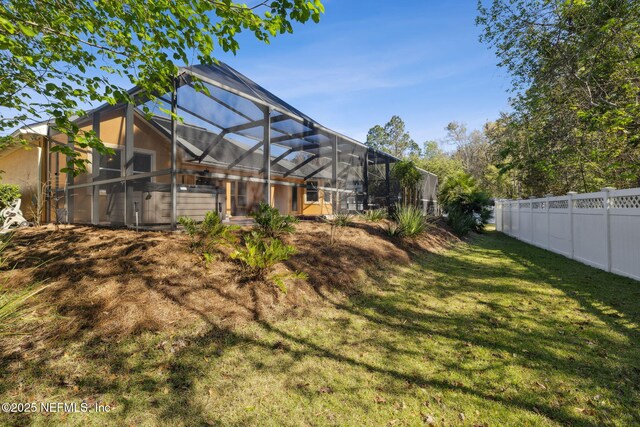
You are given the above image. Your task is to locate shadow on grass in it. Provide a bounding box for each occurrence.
[1,227,639,426]
[488,231,640,337]
[126,230,639,425]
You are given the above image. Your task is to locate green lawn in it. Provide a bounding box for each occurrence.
[2,228,639,426]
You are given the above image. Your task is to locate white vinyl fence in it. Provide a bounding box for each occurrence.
[495,187,640,281]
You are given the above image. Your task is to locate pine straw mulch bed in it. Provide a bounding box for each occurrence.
[0,218,458,354]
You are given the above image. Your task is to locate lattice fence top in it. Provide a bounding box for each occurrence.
[549,200,568,209]
[573,198,604,209]
[610,195,640,209]
[498,192,640,210]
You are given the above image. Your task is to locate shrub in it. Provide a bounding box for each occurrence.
[28,182,47,226]
[231,232,295,278]
[446,208,478,237]
[439,171,492,231]
[201,211,237,240]
[178,211,238,254]
[332,212,354,227]
[384,205,429,239]
[362,208,387,222]
[393,205,428,238]
[178,216,198,239]
[385,222,404,238]
[0,184,20,210]
[230,232,306,293]
[251,202,299,238]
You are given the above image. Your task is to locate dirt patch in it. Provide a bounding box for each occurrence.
[1,219,457,344]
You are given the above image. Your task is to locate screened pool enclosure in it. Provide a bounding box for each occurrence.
[48,63,438,228]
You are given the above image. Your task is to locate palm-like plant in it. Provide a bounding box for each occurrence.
[230,232,306,293]
[439,172,492,233]
[362,208,387,222]
[178,210,239,253]
[251,202,299,238]
[394,205,428,237]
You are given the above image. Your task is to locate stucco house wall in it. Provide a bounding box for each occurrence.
[0,135,47,222]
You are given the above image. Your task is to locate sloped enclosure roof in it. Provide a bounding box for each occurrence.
[178,62,435,174]
[149,115,334,180]
[182,62,317,127]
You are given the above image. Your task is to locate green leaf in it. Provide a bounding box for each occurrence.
[17,23,36,37]
[0,0,324,166]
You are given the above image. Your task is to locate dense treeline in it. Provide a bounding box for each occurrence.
[478,0,640,195]
[366,116,516,199]
[366,117,496,235]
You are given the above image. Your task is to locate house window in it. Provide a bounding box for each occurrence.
[133,152,152,182]
[305,181,318,203]
[98,149,153,182]
[99,149,122,180]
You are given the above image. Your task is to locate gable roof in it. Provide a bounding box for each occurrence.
[9,120,50,138]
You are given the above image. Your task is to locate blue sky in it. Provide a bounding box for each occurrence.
[3,1,512,143]
[214,0,512,145]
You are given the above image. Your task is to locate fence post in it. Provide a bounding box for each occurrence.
[511,200,515,236]
[545,194,552,250]
[530,196,535,244]
[602,187,615,272]
[567,192,577,259]
[517,199,522,239]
